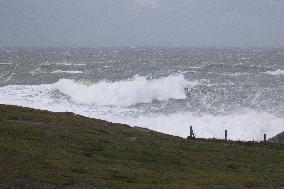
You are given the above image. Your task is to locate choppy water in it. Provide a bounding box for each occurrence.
[0,48,283,140]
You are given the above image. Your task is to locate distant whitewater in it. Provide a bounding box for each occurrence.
[51,70,83,74]
[266,69,284,76]
[0,48,283,141]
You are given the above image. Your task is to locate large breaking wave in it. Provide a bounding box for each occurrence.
[0,74,283,141]
[55,74,191,106]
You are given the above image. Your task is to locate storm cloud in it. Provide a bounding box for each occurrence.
[0,0,284,47]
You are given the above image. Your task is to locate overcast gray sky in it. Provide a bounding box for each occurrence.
[1,0,284,47]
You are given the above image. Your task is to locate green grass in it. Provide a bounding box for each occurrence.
[0,104,284,189]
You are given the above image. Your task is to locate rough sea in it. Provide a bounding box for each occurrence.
[0,48,283,141]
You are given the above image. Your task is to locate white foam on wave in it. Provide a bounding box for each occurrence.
[266,69,284,76]
[54,63,86,66]
[53,63,73,66]
[51,70,83,74]
[43,62,87,66]
[55,74,190,107]
[0,75,283,141]
[73,63,86,66]
[0,63,13,65]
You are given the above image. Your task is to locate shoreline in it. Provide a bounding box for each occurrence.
[1,104,284,188]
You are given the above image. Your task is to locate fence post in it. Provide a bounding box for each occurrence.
[264,134,266,142]
[225,130,228,140]
[190,126,193,138]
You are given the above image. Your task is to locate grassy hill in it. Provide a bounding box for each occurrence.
[0,104,284,189]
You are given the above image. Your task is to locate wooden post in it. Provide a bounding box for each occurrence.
[225,130,228,140]
[264,134,266,142]
[190,126,193,138]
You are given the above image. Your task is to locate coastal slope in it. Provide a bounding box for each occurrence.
[0,104,284,189]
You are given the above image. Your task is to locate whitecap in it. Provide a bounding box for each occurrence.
[266,69,284,76]
[51,70,83,74]
[0,63,13,65]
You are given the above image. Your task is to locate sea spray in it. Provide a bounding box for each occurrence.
[103,110,284,141]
